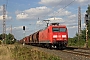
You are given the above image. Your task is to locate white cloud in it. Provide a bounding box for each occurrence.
[47,17,64,23]
[75,0,89,6]
[68,14,77,19]
[17,13,28,20]
[16,6,52,20]
[0,15,3,20]
[6,26,23,31]
[39,0,90,7]
[49,8,71,17]
[69,25,78,29]
[36,17,64,25]
[13,26,23,30]
[76,0,88,3]
[0,15,12,20]
[39,0,62,7]
[57,8,71,16]
[36,20,43,24]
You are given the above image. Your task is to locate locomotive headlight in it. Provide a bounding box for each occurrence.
[53,35,57,38]
[62,35,66,38]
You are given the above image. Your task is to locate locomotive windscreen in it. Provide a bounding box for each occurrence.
[52,28,66,32]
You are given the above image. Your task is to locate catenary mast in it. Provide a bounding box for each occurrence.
[78,7,81,41]
[3,4,6,44]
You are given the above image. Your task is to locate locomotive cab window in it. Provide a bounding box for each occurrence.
[52,28,66,32]
[60,28,66,32]
[52,28,59,32]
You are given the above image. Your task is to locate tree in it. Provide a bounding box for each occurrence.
[81,29,86,39]
[86,5,90,14]
[0,34,3,40]
[6,33,16,44]
[86,5,90,39]
[0,33,16,44]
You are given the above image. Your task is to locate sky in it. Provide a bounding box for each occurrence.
[0,0,90,40]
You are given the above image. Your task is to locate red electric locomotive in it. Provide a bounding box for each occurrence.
[39,23,68,49]
[20,23,68,49]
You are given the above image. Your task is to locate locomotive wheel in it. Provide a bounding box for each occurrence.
[49,44,52,49]
[56,44,63,50]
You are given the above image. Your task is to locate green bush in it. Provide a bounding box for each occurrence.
[68,38,86,47]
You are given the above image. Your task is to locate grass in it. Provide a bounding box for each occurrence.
[0,45,14,60]
[10,45,61,60]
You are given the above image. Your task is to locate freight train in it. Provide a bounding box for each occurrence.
[20,23,68,49]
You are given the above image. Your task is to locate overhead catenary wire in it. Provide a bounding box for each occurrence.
[62,0,75,9]
[52,0,76,21]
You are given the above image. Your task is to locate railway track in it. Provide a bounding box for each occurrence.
[25,45,90,60]
[62,49,90,57]
[61,47,90,57]
[26,45,90,57]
